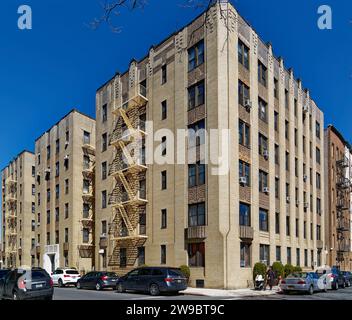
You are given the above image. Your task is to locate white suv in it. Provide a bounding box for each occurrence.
[51,268,81,287]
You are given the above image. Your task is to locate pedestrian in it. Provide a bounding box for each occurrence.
[266,267,275,291]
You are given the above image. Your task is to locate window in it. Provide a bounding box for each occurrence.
[240,243,251,268]
[276,246,281,262]
[274,111,279,131]
[161,65,167,84]
[317,198,321,215]
[102,133,107,152]
[188,81,205,110]
[161,245,166,264]
[316,121,320,139]
[258,61,267,87]
[161,171,167,190]
[294,99,298,117]
[260,244,270,266]
[188,40,204,71]
[296,219,299,237]
[102,162,107,180]
[102,190,107,209]
[46,232,50,245]
[161,100,167,120]
[275,213,280,234]
[287,247,292,265]
[295,158,298,177]
[65,179,69,194]
[83,179,90,194]
[238,81,250,106]
[304,249,308,267]
[83,131,90,145]
[238,120,250,148]
[65,131,69,143]
[286,216,290,236]
[83,203,90,219]
[239,161,250,187]
[47,189,51,203]
[32,166,35,177]
[55,231,59,244]
[239,203,251,226]
[316,173,321,189]
[188,119,205,147]
[274,78,278,98]
[38,213,41,224]
[65,203,69,219]
[304,221,307,239]
[47,210,50,224]
[188,203,206,227]
[275,144,279,165]
[83,229,90,244]
[285,89,289,109]
[259,209,268,232]
[102,104,107,122]
[285,121,289,140]
[316,147,321,164]
[102,221,107,235]
[188,162,206,188]
[188,242,205,267]
[32,184,35,196]
[296,248,300,267]
[238,40,249,69]
[294,129,298,147]
[258,133,268,156]
[258,98,267,122]
[286,152,290,171]
[161,209,167,229]
[32,202,35,213]
[65,228,69,243]
[275,178,279,199]
[161,136,167,156]
[47,145,51,160]
[56,139,60,154]
[137,247,145,266]
[55,184,59,199]
[258,170,268,192]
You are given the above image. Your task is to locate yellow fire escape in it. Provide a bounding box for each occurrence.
[78,144,96,260]
[108,83,148,270]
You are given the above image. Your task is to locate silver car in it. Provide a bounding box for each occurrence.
[280,272,327,295]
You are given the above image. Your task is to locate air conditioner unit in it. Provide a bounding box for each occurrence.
[303,175,308,182]
[244,99,252,111]
[45,168,51,173]
[263,150,269,160]
[263,187,270,194]
[286,196,290,203]
[239,177,247,185]
[64,155,69,160]
[303,105,309,113]
[304,202,309,209]
[100,233,107,239]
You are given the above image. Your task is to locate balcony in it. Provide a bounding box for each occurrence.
[81,216,94,229]
[5,195,17,203]
[110,125,147,147]
[186,226,207,240]
[82,142,96,155]
[110,159,147,177]
[112,84,148,115]
[6,177,17,186]
[82,188,94,202]
[239,225,254,240]
[110,190,147,208]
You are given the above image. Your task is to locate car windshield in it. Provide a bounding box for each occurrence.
[66,270,79,275]
[287,273,308,278]
[168,269,184,277]
[104,272,118,277]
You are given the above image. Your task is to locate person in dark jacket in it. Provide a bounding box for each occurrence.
[265,267,275,291]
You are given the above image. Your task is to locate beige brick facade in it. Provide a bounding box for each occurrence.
[94,2,325,289]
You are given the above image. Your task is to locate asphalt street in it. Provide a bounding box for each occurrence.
[53,286,352,300]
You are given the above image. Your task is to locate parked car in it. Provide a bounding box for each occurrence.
[0,269,10,280]
[51,268,81,287]
[341,271,352,287]
[76,271,119,291]
[116,267,188,296]
[0,268,53,300]
[316,267,345,290]
[280,272,327,295]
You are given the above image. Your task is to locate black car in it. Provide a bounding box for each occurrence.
[0,268,53,300]
[0,269,10,280]
[116,267,188,296]
[331,267,346,290]
[77,271,119,290]
[342,271,352,287]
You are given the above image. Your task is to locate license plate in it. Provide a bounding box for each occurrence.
[176,280,182,283]
[288,286,294,289]
[36,284,43,288]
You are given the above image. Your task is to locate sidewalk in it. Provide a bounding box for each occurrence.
[182,286,281,298]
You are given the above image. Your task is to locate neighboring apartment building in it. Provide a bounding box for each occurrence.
[34,109,96,274]
[1,151,35,268]
[324,125,352,271]
[95,1,325,289]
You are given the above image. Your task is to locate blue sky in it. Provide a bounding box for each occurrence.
[0,0,351,170]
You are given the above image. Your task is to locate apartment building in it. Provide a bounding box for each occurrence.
[34,109,96,274]
[1,151,35,268]
[94,1,326,289]
[324,125,352,271]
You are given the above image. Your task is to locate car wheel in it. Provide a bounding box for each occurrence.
[282,290,289,295]
[308,285,314,295]
[12,291,20,301]
[58,279,65,288]
[117,283,125,293]
[149,284,160,296]
[44,296,53,301]
[342,282,346,289]
[96,283,102,291]
[334,282,338,290]
[76,281,81,290]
